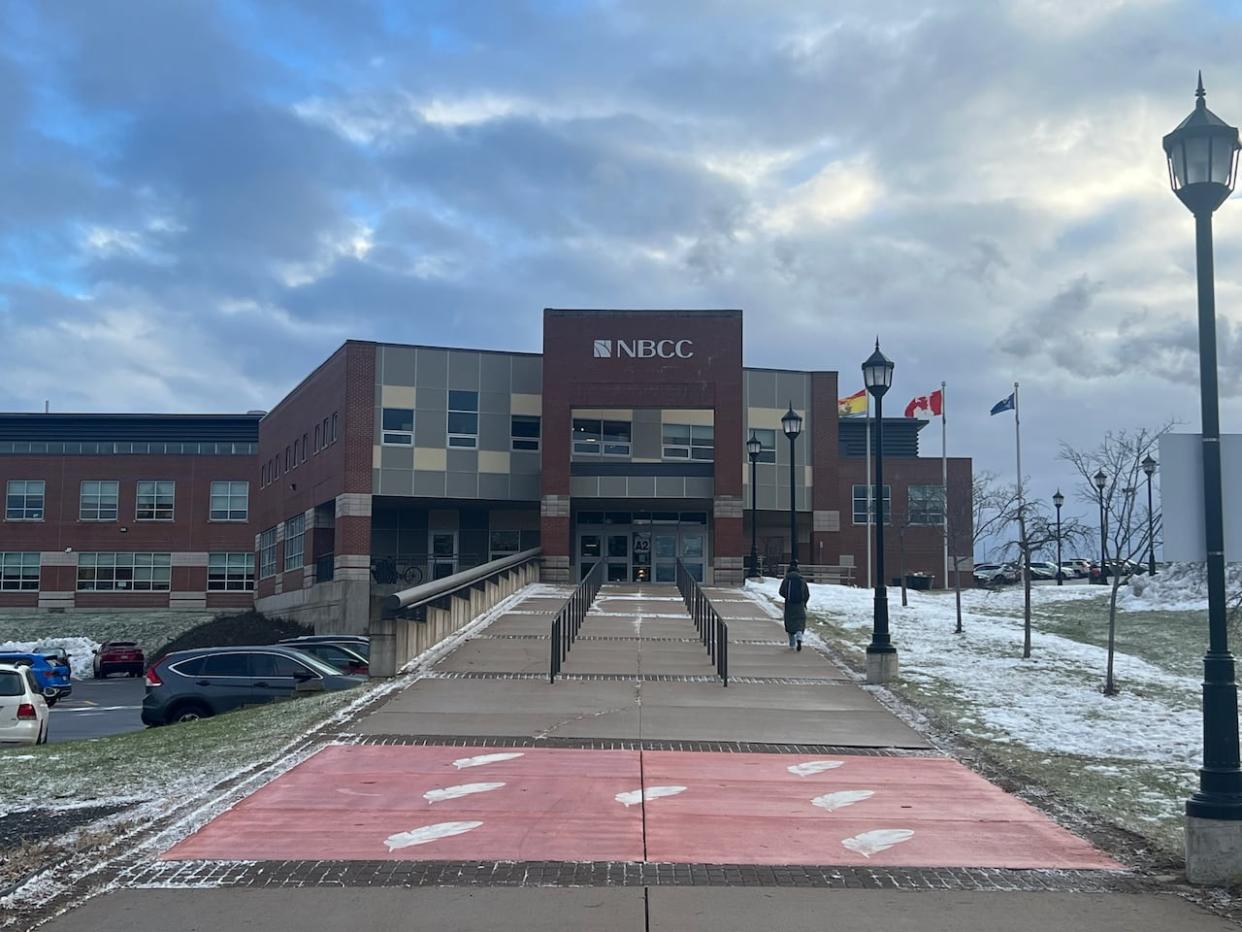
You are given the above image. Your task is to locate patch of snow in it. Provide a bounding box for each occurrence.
[787,760,845,777]
[1118,562,1242,613]
[423,782,504,804]
[812,790,874,811]
[384,820,482,851]
[614,785,687,807]
[0,636,99,677]
[452,751,525,770]
[841,828,914,857]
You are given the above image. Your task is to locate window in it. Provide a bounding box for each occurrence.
[489,530,522,560]
[76,553,171,591]
[285,446,291,471]
[136,480,175,521]
[259,527,278,579]
[79,480,119,521]
[382,407,414,445]
[322,417,330,449]
[749,428,776,464]
[448,391,479,448]
[208,552,255,591]
[252,652,314,678]
[201,653,251,677]
[331,412,338,443]
[0,553,39,591]
[209,481,249,521]
[572,418,631,456]
[5,480,45,521]
[908,485,946,526]
[285,514,306,571]
[852,484,892,525]
[293,438,301,465]
[315,424,321,451]
[261,463,267,487]
[662,423,714,461]
[511,415,541,451]
[301,434,307,462]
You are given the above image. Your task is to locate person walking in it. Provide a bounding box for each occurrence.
[779,562,809,651]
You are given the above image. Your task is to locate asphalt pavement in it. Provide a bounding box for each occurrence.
[49,676,145,743]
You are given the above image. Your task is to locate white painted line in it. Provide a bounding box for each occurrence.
[384,821,482,851]
[51,705,141,713]
[423,782,505,804]
[615,785,687,807]
[840,828,914,858]
[787,760,844,777]
[452,751,525,770]
[811,790,874,812]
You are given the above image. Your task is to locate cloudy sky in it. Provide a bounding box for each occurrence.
[2,0,1240,531]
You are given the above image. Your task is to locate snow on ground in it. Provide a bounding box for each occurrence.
[1119,562,1242,613]
[750,578,1202,768]
[0,637,99,677]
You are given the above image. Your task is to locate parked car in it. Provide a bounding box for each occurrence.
[0,663,49,746]
[93,641,145,678]
[1060,559,1090,579]
[279,635,370,662]
[1090,560,1140,582]
[0,652,71,705]
[973,563,1018,586]
[34,646,72,679]
[1028,561,1063,581]
[142,646,365,726]
[284,642,369,675]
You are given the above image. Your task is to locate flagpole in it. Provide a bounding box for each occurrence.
[866,392,873,590]
[941,380,948,590]
[1013,381,1023,509]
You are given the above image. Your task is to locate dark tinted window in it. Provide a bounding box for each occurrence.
[109,641,138,648]
[251,653,313,678]
[171,656,206,677]
[201,653,251,677]
[0,672,22,696]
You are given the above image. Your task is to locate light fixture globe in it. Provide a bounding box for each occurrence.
[1094,469,1108,492]
[1142,454,1158,478]
[862,340,895,398]
[781,403,803,440]
[1164,73,1240,215]
[1053,489,1065,508]
[746,431,763,460]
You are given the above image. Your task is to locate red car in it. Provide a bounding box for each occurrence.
[93,641,145,678]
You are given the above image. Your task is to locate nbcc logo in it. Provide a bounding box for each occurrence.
[593,339,695,359]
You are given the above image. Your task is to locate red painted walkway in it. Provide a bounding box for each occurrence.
[164,744,1119,870]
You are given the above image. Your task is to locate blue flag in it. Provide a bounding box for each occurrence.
[990,393,1015,416]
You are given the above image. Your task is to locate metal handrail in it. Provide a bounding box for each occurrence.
[675,559,728,687]
[549,559,606,683]
[382,548,542,619]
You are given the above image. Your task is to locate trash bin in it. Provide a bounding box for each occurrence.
[892,574,934,590]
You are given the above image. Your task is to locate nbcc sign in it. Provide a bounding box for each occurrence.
[593,339,694,359]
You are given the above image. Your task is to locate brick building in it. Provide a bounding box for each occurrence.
[0,310,971,629]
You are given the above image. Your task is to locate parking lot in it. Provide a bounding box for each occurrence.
[49,676,145,743]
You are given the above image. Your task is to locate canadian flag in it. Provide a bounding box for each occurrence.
[905,388,944,419]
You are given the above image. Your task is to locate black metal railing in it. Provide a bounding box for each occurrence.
[675,559,728,687]
[315,551,335,583]
[549,559,606,683]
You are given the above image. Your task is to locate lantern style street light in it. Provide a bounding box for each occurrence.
[1053,489,1065,586]
[1164,73,1242,883]
[862,340,897,684]
[1094,469,1108,585]
[747,431,763,578]
[1142,454,1158,577]
[781,404,803,568]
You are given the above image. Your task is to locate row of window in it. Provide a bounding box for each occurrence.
[380,394,541,452]
[0,551,255,592]
[261,412,339,488]
[851,484,945,526]
[257,512,310,580]
[4,480,249,523]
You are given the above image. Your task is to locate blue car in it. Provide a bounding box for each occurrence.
[0,652,71,704]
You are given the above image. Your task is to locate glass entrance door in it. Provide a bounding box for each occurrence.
[606,534,629,582]
[430,531,458,580]
[574,510,710,584]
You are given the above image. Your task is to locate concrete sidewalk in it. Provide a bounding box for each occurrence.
[26,581,1238,932]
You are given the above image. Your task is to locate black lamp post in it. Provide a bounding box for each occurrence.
[781,404,803,567]
[1142,454,1158,577]
[1094,469,1107,585]
[862,341,897,683]
[1053,489,1065,586]
[1164,74,1242,877]
[747,431,762,578]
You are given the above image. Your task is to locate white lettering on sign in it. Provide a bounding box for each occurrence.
[594,339,694,359]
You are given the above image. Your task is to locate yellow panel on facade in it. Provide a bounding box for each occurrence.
[381,385,417,409]
[662,409,715,426]
[747,407,790,429]
[414,447,447,471]
[478,451,511,474]
[510,393,542,416]
[373,445,383,469]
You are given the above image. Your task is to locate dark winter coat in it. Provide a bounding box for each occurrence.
[779,571,809,634]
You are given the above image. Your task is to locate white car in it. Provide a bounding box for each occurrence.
[0,662,50,746]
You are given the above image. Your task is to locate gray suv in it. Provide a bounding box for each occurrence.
[141,646,364,726]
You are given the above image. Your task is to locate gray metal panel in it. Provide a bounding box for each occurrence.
[776,372,809,409]
[372,468,382,495]
[510,355,542,394]
[381,346,416,386]
[446,471,479,498]
[413,470,447,497]
[446,448,478,473]
[598,476,627,497]
[776,486,790,511]
[415,348,448,388]
[570,476,600,497]
[479,391,511,415]
[448,351,481,391]
[380,468,414,496]
[632,408,661,425]
[414,407,447,448]
[478,473,510,500]
[627,476,656,497]
[655,477,685,497]
[380,446,414,470]
[685,477,715,498]
[631,419,661,460]
[510,474,541,500]
[416,386,447,414]
[479,354,512,393]
[510,450,541,474]
[746,370,777,409]
[758,485,778,510]
[477,413,510,452]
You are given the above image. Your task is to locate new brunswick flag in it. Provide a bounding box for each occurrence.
[838,389,867,417]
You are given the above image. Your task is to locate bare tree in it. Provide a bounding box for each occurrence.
[1060,425,1170,695]
[947,472,1020,635]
